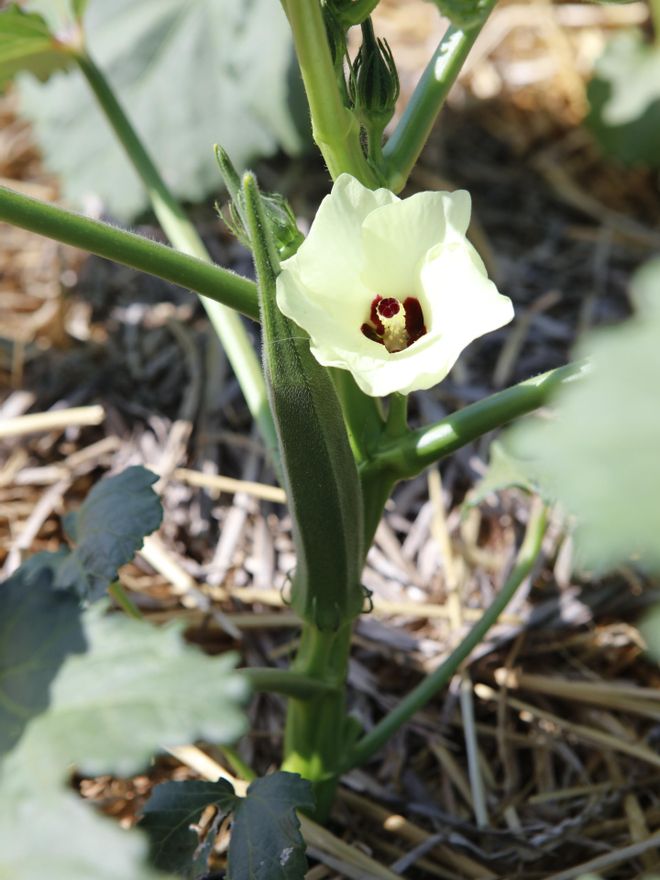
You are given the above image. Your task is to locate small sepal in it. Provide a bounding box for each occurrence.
[214,145,304,259]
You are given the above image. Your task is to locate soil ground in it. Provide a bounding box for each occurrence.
[2,2,660,878]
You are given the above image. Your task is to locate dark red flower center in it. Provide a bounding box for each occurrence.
[361,295,427,353]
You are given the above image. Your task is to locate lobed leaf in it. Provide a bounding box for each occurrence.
[4,607,248,785]
[140,772,313,880]
[227,773,314,880]
[16,0,308,220]
[586,30,660,168]
[508,258,660,574]
[54,465,163,601]
[0,785,172,880]
[141,778,237,876]
[0,4,73,91]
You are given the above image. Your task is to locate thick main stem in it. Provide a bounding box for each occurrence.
[282,622,353,820]
[283,0,377,184]
[74,51,277,460]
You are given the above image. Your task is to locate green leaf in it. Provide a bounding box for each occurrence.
[426,0,492,29]
[0,785,172,880]
[141,778,237,876]
[4,606,248,784]
[54,466,163,600]
[508,257,660,574]
[0,4,73,91]
[586,30,660,167]
[228,773,313,880]
[0,566,85,757]
[17,0,308,221]
[141,772,313,880]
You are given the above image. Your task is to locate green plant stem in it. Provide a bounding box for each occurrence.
[0,185,258,319]
[651,0,660,44]
[330,368,385,464]
[238,667,338,700]
[383,5,496,192]
[73,51,277,460]
[344,498,547,771]
[283,0,377,184]
[282,622,353,820]
[367,362,584,481]
[218,745,257,782]
[108,581,143,619]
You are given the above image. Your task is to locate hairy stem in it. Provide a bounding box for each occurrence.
[366,362,584,481]
[283,0,377,184]
[0,185,258,318]
[344,498,547,770]
[282,622,353,820]
[383,4,496,192]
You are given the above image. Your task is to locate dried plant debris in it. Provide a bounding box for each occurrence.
[2,5,660,876]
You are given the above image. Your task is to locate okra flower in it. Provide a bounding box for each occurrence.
[276,174,514,398]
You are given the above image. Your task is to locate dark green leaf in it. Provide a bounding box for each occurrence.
[54,466,162,600]
[141,779,237,876]
[0,785,171,880]
[0,4,73,90]
[227,772,314,880]
[0,566,85,757]
[586,30,660,168]
[508,257,660,574]
[5,607,248,784]
[17,0,308,220]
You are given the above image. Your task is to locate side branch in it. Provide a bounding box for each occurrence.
[0,185,259,321]
[367,362,585,480]
[383,4,496,192]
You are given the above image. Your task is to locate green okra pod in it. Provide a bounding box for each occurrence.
[242,172,364,631]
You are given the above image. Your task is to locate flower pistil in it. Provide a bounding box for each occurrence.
[361,295,427,353]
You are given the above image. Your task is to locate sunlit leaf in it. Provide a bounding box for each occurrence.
[0,785,172,880]
[587,30,660,167]
[508,258,660,573]
[17,0,308,220]
[4,606,248,785]
[0,5,73,91]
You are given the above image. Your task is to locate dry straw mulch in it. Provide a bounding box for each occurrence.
[2,2,660,877]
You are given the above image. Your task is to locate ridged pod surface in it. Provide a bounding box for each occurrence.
[242,173,364,631]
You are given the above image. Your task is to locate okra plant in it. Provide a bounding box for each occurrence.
[1,1,658,878]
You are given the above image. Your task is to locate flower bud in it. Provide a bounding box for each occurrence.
[214,145,304,259]
[348,18,399,134]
